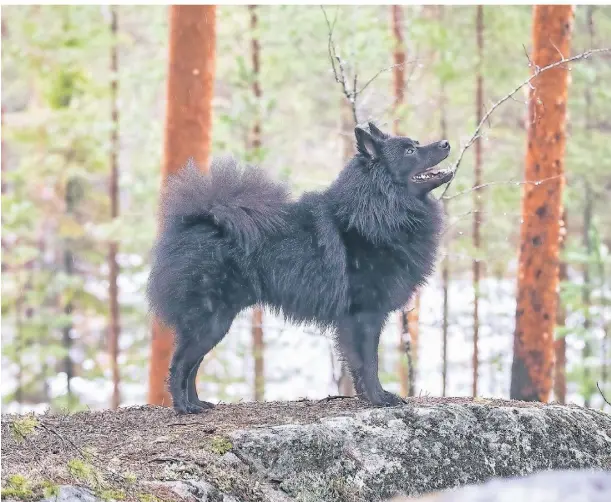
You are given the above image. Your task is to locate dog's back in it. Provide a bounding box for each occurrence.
[147,157,291,329]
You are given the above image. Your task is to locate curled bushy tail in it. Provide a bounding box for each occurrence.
[161,157,290,250]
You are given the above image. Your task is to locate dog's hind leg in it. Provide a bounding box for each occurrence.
[169,310,236,414]
[186,355,208,408]
[336,312,404,407]
[185,354,213,409]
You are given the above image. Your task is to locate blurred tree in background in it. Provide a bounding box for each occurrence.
[1,5,610,413]
[147,4,217,408]
[510,5,573,402]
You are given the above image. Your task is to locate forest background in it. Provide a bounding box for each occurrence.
[1,4,610,413]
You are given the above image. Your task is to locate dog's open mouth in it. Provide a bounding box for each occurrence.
[412,166,454,183]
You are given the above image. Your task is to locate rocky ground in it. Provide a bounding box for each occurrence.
[2,397,610,501]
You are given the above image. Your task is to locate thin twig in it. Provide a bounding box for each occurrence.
[38,421,124,483]
[443,174,563,201]
[440,47,611,199]
[321,6,418,126]
[549,37,566,61]
[319,395,355,402]
[522,44,535,70]
[357,61,417,95]
[597,381,610,407]
[321,6,358,123]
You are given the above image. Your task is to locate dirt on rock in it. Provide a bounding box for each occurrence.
[0,397,582,501]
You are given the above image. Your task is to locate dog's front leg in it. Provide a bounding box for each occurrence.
[335,313,405,407]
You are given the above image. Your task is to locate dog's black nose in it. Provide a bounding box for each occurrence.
[439,140,450,150]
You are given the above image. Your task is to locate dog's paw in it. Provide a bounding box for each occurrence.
[174,400,210,415]
[190,398,215,410]
[366,390,406,407]
[382,391,406,406]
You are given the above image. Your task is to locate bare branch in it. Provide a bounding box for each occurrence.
[443,209,523,235]
[321,6,419,126]
[482,102,493,129]
[440,47,611,199]
[549,37,566,61]
[443,174,563,201]
[597,382,611,407]
[321,7,339,82]
[321,6,358,124]
[356,61,417,95]
[522,43,536,70]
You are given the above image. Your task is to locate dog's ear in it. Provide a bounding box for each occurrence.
[368,121,386,139]
[355,127,380,159]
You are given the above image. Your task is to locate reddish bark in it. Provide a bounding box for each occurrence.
[252,307,264,401]
[554,209,567,404]
[407,296,419,395]
[249,4,265,402]
[391,4,419,397]
[510,5,573,402]
[148,5,216,406]
[391,5,405,134]
[472,5,484,398]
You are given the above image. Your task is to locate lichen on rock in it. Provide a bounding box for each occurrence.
[2,398,610,502]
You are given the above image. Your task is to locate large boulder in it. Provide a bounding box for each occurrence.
[2,397,610,501]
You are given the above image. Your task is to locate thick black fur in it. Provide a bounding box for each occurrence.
[147,123,452,414]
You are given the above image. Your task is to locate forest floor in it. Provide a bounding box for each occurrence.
[0,397,568,501]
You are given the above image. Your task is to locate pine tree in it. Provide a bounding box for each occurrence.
[471,5,485,398]
[148,5,217,406]
[108,5,121,410]
[510,5,574,402]
[249,4,265,402]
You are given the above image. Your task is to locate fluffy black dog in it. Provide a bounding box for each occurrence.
[147,123,452,414]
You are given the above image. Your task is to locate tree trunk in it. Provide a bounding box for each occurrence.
[108,5,121,411]
[406,297,419,396]
[582,181,593,407]
[390,5,412,397]
[1,103,6,273]
[400,311,414,397]
[599,240,609,406]
[249,3,265,403]
[581,6,596,409]
[15,294,24,411]
[554,208,568,404]
[510,5,574,402]
[63,184,76,403]
[390,4,419,397]
[391,5,406,135]
[438,6,450,398]
[148,5,217,406]
[338,95,357,397]
[472,5,484,398]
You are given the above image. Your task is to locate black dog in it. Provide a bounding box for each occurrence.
[147,123,452,413]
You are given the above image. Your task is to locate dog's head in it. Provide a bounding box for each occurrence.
[355,122,453,196]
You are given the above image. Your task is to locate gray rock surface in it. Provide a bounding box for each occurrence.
[228,403,611,501]
[40,486,100,502]
[2,399,610,502]
[390,469,611,501]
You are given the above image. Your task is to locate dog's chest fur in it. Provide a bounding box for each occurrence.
[343,225,440,314]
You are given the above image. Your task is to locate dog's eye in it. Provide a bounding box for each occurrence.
[405,147,415,155]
